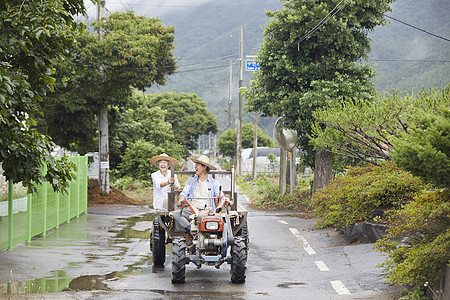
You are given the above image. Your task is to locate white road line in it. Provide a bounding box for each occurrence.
[331,280,351,295]
[289,228,316,255]
[278,220,288,225]
[314,260,329,271]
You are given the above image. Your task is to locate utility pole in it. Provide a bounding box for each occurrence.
[228,59,232,130]
[236,25,243,176]
[97,0,110,193]
[252,112,258,179]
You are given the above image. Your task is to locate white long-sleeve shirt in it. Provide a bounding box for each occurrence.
[151,170,180,210]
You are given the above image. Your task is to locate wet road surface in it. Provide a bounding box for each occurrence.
[0,175,402,299]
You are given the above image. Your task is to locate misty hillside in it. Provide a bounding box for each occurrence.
[137,0,449,134]
[370,0,449,94]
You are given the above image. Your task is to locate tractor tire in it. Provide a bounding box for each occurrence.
[171,237,187,284]
[151,216,166,266]
[231,236,247,283]
[236,221,249,248]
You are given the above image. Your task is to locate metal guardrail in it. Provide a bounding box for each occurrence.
[0,156,88,251]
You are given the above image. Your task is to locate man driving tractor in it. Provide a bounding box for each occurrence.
[173,155,226,244]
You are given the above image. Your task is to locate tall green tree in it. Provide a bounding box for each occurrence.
[217,123,276,158]
[245,0,394,191]
[110,91,187,173]
[40,11,177,193]
[144,92,218,150]
[0,0,87,192]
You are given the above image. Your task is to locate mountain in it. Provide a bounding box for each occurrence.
[147,0,283,134]
[103,0,449,134]
[370,0,450,94]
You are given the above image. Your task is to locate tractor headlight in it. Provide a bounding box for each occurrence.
[205,221,219,231]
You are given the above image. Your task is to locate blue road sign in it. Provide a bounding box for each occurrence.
[245,59,260,71]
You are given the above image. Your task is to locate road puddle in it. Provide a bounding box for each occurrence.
[0,213,156,295]
[278,282,307,288]
[112,214,155,239]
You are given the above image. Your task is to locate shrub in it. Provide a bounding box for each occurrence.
[312,162,426,228]
[392,86,450,189]
[374,189,449,296]
[237,175,312,211]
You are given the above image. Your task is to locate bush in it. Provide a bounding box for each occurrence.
[237,175,312,211]
[392,86,450,189]
[374,189,449,296]
[312,162,426,228]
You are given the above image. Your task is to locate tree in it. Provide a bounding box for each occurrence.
[40,11,177,193]
[110,91,187,174]
[244,0,394,191]
[217,122,276,158]
[311,85,450,188]
[143,92,218,150]
[118,139,185,181]
[0,0,87,192]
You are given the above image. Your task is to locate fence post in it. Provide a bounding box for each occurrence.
[27,193,32,243]
[82,156,88,214]
[43,181,48,236]
[76,156,81,217]
[67,184,71,223]
[8,181,13,251]
[56,192,60,228]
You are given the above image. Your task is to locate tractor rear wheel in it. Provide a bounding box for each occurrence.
[151,216,166,266]
[231,236,247,283]
[171,237,187,283]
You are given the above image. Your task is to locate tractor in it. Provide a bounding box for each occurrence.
[150,168,248,283]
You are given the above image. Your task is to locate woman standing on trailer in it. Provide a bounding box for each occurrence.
[150,153,181,210]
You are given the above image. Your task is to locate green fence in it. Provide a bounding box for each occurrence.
[0,156,88,251]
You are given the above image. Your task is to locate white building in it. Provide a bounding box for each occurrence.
[240,147,281,176]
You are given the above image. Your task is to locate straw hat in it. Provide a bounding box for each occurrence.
[190,155,216,170]
[150,153,178,167]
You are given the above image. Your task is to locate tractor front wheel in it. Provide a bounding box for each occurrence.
[231,236,247,283]
[171,237,187,283]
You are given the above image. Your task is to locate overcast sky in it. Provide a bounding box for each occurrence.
[83,0,211,20]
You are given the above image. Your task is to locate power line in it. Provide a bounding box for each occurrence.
[106,1,284,8]
[384,14,450,42]
[117,0,132,11]
[175,64,231,74]
[68,60,231,74]
[177,54,239,68]
[372,59,450,63]
[297,0,351,44]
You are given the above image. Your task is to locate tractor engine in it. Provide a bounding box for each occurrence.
[191,214,224,254]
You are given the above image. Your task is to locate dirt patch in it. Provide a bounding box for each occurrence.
[88,179,147,206]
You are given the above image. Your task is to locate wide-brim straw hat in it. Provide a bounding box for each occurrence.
[190,155,216,170]
[150,153,178,167]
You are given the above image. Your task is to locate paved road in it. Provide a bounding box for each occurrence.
[0,169,402,299]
